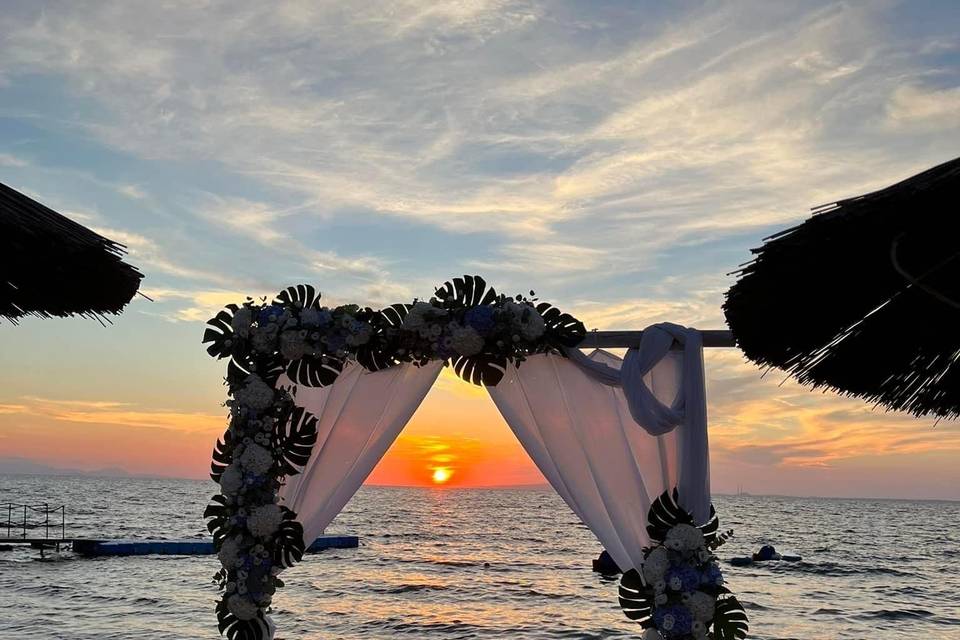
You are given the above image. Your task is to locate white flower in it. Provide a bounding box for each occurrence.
[665,523,704,552]
[279,330,308,361]
[450,325,484,357]
[251,325,279,353]
[231,307,253,338]
[642,629,665,640]
[661,613,675,631]
[643,546,669,583]
[686,591,716,622]
[402,301,434,329]
[219,463,243,495]
[234,375,275,412]
[238,443,274,475]
[227,594,259,621]
[217,534,243,569]
[247,504,283,538]
[519,308,546,340]
[654,593,668,605]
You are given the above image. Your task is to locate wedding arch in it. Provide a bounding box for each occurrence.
[202,276,747,640]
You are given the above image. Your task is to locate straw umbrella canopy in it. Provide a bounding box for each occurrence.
[724,156,960,419]
[0,181,143,323]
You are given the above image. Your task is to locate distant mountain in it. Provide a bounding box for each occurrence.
[0,457,141,478]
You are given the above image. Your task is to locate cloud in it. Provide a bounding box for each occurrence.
[886,84,960,129]
[11,395,223,434]
[0,152,27,167]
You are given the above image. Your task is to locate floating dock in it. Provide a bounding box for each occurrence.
[0,535,358,557]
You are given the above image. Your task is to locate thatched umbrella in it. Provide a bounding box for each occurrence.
[724,156,960,419]
[0,181,143,323]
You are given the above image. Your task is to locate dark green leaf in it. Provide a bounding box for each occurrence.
[646,489,694,543]
[713,595,749,640]
[210,429,235,482]
[272,507,306,569]
[435,275,499,307]
[215,597,270,640]
[274,405,318,476]
[618,569,655,627]
[452,353,507,386]
[285,354,343,387]
[203,305,240,359]
[537,302,587,348]
[272,284,321,310]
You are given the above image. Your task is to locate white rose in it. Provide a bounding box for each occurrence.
[217,534,243,569]
[247,504,283,538]
[279,330,308,361]
[641,629,665,640]
[450,325,485,357]
[402,302,434,329]
[238,444,274,475]
[666,524,705,552]
[234,375,275,412]
[231,308,253,338]
[643,546,669,583]
[251,325,278,353]
[520,308,546,340]
[687,591,716,622]
[219,463,243,495]
[227,594,259,621]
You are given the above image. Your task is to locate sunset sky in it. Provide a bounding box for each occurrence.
[1,1,958,499]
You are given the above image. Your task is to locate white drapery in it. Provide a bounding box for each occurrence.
[279,360,443,545]
[487,329,709,573]
[278,323,709,574]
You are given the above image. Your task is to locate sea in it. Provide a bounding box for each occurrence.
[1,475,958,640]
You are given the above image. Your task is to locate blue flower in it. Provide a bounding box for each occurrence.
[258,305,284,325]
[464,306,497,336]
[652,604,693,637]
[701,562,724,587]
[665,565,701,592]
[326,333,346,352]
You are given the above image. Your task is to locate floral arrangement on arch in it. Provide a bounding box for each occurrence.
[619,490,748,640]
[202,276,586,639]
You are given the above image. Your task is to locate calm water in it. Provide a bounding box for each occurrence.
[1,475,959,639]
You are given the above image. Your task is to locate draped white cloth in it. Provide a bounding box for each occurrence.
[279,360,443,545]
[487,332,709,573]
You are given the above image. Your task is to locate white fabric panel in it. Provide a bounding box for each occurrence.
[279,360,443,544]
[563,324,710,523]
[487,345,709,573]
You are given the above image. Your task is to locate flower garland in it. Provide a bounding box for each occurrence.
[203,276,586,639]
[619,490,748,640]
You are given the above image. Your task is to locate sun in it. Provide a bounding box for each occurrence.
[431,467,452,485]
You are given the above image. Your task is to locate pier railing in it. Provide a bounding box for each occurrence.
[2,503,66,540]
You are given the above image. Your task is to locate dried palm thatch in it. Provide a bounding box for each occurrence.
[0,181,143,323]
[724,156,960,419]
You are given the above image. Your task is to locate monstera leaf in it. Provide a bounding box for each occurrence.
[452,353,508,386]
[645,489,721,545]
[210,429,236,483]
[435,275,499,307]
[618,569,655,627]
[215,598,271,640]
[273,284,322,310]
[203,304,240,359]
[274,405,318,476]
[285,353,343,387]
[357,303,409,372]
[537,302,587,348]
[272,507,306,569]
[713,595,749,640]
[204,494,232,548]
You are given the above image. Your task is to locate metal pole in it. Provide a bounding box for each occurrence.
[577,329,734,349]
[45,503,49,539]
[22,505,26,539]
[61,506,65,540]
